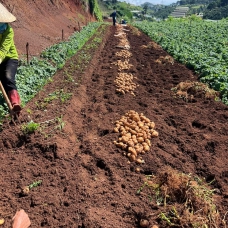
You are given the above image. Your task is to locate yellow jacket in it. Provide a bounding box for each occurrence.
[0,24,18,61]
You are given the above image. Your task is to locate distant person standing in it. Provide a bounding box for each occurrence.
[110,10,117,26]
[0,3,21,116]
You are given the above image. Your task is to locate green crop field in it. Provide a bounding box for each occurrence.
[0,22,103,120]
[133,18,228,104]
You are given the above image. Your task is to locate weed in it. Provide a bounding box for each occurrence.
[136,175,153,194]
[29,180,42,189]
[55,116,65,131]
[21,120,40,134]
[64,69,74,82]
[26,108,32,114]
[59,90,72,103]
[44,94,57,103]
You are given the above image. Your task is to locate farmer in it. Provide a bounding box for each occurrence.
[12,210,31,228]
[0,3,21,115]
[110,10,117,26]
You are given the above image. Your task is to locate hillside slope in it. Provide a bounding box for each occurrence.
[0,0,94,57]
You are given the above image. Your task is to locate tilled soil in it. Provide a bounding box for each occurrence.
[0,24,228,228]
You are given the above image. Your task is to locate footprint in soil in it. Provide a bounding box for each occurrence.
[98,129,109,137]
[192,120,206,129]
[96,159,113,180]
[205,141,217,154]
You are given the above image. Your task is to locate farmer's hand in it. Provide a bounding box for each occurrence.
[12,210,31,228]
[0,58,2,64]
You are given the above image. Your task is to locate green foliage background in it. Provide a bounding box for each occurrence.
[133,19,228,104]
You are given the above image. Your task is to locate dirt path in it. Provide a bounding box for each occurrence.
[0,24,228,227]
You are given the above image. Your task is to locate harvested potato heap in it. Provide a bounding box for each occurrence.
[112,59,133,71]
[113,110,158,163]
[118,37,130,47]
[115,73,138,95]
[115,50,132,58]
[113,26,136,95]
[115,26,130,48]
[114,32,126,38]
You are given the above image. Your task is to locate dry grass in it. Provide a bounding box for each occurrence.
[172,81,220,102]
[141,41,162,50]
[154,55,174,65]
[129,25,141,36]
[137,167,224,227]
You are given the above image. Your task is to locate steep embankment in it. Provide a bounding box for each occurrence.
[1,0,94,56]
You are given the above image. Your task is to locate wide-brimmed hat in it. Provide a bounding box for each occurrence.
[0,3,16,23]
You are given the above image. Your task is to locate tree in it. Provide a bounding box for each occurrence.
[143,4,148,15]
[180,0,187,5]
[221,0,228,6]
[207,1,217,9]
[190,0,196,4]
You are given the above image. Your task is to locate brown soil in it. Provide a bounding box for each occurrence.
[0,5,228,227]
[1,0,94,56]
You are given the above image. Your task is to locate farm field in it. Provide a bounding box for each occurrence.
[134,19,228,104]
[0,24,228,227]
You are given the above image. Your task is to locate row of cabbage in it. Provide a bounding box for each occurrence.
[0,22,103,119]
[133,19,228,105]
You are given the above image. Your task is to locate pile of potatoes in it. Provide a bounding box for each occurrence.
[113,110,158,163]
[115,50,132,58]
[118,38,130,46]
[115,73,138,96]
[112,59,133,71]
[113,26,137,96]
[118,37,130,47]
[115,26,130,48]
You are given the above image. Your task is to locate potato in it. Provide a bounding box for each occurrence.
[138,122,144,128]
[22,186,30,196]
[136,158,143,164]
[129,154,136,162]
[144,145,150,152]
[127,153,131,157]
[151,225,159,228]
[116,143,123,148]
[151,130,159,137]
[128,147,137,157]
[122,136,129,143]
[137,137,144,143]
[137,133,144,137]
[150,122,155,129]
[135,167,141,172]
[145,139,151,146]
[140,219,149,227]
[0,219,5,225]
[113,127,119,133]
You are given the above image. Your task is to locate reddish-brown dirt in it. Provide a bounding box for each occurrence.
[1,0,94,56]
[0,6,228,227]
